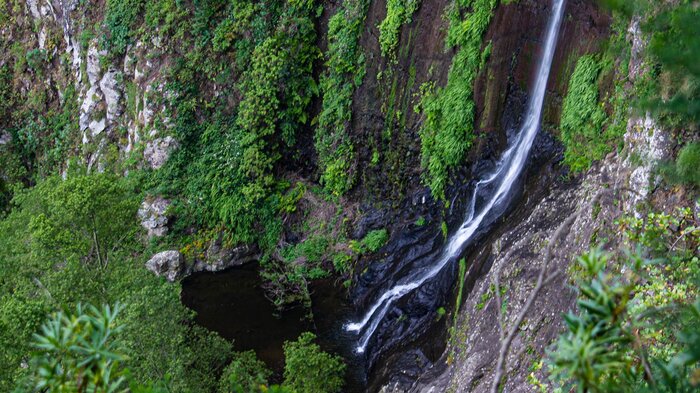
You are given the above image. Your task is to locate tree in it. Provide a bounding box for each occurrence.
[19,173,138,269]
[282,332,346,393]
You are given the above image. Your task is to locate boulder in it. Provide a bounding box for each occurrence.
[138,197,171,238]
[0,132,10,145]
[145,250,185,282]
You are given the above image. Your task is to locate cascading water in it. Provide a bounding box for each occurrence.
[346,0,567,354]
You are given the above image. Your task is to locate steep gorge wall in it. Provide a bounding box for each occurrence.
[347,0,612,389]
[387,6,696,393]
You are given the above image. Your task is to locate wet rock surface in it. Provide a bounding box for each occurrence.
[350,0,613,390]
[395,13,681,393]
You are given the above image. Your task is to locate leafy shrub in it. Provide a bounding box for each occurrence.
[0,173,232,392]
[361,229,389,252]
[24,304,127,392]
[417,0,497,199]
[642,2,700,126]
[19,173,138,266]
[218,351,272,393]
[549,248,700,392]
[676,142,700,186]
[282,332,346,393]
[103,0,146,56]
[664,142,700,188]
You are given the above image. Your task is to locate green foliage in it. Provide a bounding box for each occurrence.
[549,204,700,392]
[18,173,138,268]
[675,142,700,187]
[25,304,128,393]
[218,351,272,393]
[559,55,611,173]
[661,142,700,188]
[104,0,146,56]
[157,0,319,250]
[549,248,700,392]
[316,0,370,195]
[282,332,346,393]
[361,229,389,253]
[642,2,700,127]
[0,67,79,187]
[0,173,232,392]
[378,0,421,60]
[550,249,638,392]
[417,0,497,199]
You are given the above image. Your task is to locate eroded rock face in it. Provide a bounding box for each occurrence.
[401,12,679,393]
[145,236,260,282]
[192,241,259,273]
[144,136,178,169]
[100,68,123,122]
[138,197,171,238]
[145,250,185,282]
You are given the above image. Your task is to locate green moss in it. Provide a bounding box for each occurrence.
[378,0,421,61]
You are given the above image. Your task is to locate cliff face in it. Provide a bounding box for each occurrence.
[391,11,695,393]
[347,0,610,204]
[0,0,629,391]
[0,0,607,210]
[347,0,613,389]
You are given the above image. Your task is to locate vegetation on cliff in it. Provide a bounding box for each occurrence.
[378,0,422,61]
[316,0,370,195]
[417,0,497,200]
[560,55,611,172]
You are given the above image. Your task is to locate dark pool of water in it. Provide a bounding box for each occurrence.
[181,262,367,390]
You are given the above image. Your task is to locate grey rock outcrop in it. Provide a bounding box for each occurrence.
[0,132,10,145]
[144,136,178,169]
[100,68,123,122]
[192,241,259,273]
[145,250,185,282]
[138,197,171,238]
[145,237,259,281]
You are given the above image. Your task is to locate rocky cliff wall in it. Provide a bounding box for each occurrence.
[392,12,696,393]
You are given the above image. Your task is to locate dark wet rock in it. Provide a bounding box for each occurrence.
[352,207,390,239]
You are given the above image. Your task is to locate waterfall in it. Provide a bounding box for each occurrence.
[346,0,567,354]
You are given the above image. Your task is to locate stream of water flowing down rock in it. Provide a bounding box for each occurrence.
[346,0,567,354]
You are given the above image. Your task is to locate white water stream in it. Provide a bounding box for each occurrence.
[346,0,566,354]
